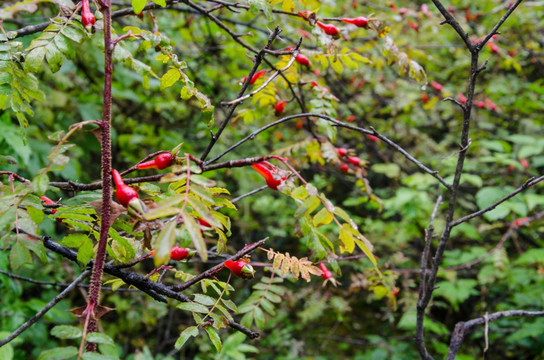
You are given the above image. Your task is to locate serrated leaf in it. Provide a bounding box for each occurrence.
[86,332,114,345]
[26,205,44,225]
[77,236,94,264]
[38,347,78,360]
[152,220,177,267]
[193,294,216,306]
[205,327,222,352]
[32,174,49,195]
[182,211,207,261]
[51,325,82,339]
[45,43,62,73]
[294,196,320,218]
[10,240,32,271]
[177,302,209,313]
[339,224,355,253]
[312,207,333,227]
[25,47,46,72]
[160,68,181,91]
[174,326,198,350]
[61,233,88,247]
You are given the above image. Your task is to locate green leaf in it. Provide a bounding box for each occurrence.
[45,43,62,73]
[61,233,88,247]
[187,196,222,228]
[193,294,216,306]
[10,240,32,271]
[294,196,320,218]
[205,327,222,352]
[51,325,82,339]
[81,353,119,360]
[38,346,78,360]
[177,302,210,314]
[151,0,166,6]
[32,174,49,195]
[131,0,146,14]
[77,236,94,265]
[86,332,115,345]
[312,207,333,227]
[338,224,355,253]
[174,326,198,350]
[160,68,180,91]
[182,211,207,262]
[152,220,177,267]
[0,206,16,234]
[26,205,44,225]
[25,47,46,73]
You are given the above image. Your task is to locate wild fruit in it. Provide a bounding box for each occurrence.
[408,21,419,31]
[346,115,356,122]
[275,100,287,116]
[316,21,339,37]
[41,196,64,222]
[339,162,349,173]
[112,169,145,214]
[251,161,287,190]
[422,94,429,103]
[320,263,334,280]
[520,158,529,169]
[367,134,379,143]
[81,0,96,27]
[430,81,443,92]
[295,54,311,67]
[348,156,362,166]
[458,93,467,105]
[170,246,190,261]
[224,260,255,279]
[336,148,348,157]
[342,16,369,29]
[484,98,498,111]
[137,152,174,170]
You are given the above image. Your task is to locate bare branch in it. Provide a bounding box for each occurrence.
[0,269,91,347]
[446,310,544,360]
[477,0,524,50]
[450,175,544,227]
[430,0,473,51]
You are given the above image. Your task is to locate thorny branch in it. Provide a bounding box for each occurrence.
[415,2,526,359]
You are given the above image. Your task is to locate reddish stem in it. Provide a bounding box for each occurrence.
[84,0,112,351]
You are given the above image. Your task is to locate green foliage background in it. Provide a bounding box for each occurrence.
[1,0,544,359]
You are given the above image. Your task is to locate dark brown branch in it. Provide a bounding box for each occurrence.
[170,238,268,292]
[0,269,91,347]
[450,175,544,227]
[446,310,544,360]
[227,320,259,339]
[430,0,473,51]
[476,0,524,50]
[0,171,30,183]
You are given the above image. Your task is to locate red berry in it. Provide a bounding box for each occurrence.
[137,152,174,170]
[520,158,529,169]
[170,246,189,261]
[337,148,348,157]
[81,0,96,27]
[316,21,339,37]
[250,70,266,84]
[474,100,486,108]
[487,42,500,54]
[348,156,361,166]
[367,134,379,143]
[430,81,443,92]
[346,115,356,122]
[458,93,467,105]
[319,263,334,280]
[514,217,530,227]
[112,169,139,208]
[507,164,515,172]
[275,100,287,115]
[341,16,369,29]
[224,260,255,279]
[408,21,419,31]
[298,11,312,21]
[295,54,311,67]
[421,94,429,103]
[297,29,311,38]
[484,98,498,111]
[339,162,349,173]
[251,161,286,190]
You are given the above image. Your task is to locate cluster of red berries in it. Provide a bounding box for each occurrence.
[336,147,365,174]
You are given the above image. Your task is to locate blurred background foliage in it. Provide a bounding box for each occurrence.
[1,0,544,359]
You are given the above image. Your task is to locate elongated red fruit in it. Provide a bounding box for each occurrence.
[81,0,96,27]
[275,100,287,115]
[458,93,467,105]
[250,70,266,84]
[430,81,443,92]
[251,161,286,190]
[295,54,311,67]
[316,21,339,36]
[348,156,362,166]
[320,263,334,280]
[41,196,65,222]
[112,169,143,214]
[342,17,369,28]
[224,260,255,279]
[170,246,190,261]
[336,147,348,157]
[137,152,174,170]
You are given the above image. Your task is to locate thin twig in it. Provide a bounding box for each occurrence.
[0,270,90,347]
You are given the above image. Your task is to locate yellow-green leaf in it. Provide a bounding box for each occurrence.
[313,207,333,227]
[294,196,320,218]
[153,220,177,267]
[182,212,207,261]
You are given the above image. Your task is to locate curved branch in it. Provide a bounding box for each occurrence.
[446,310,544,360]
